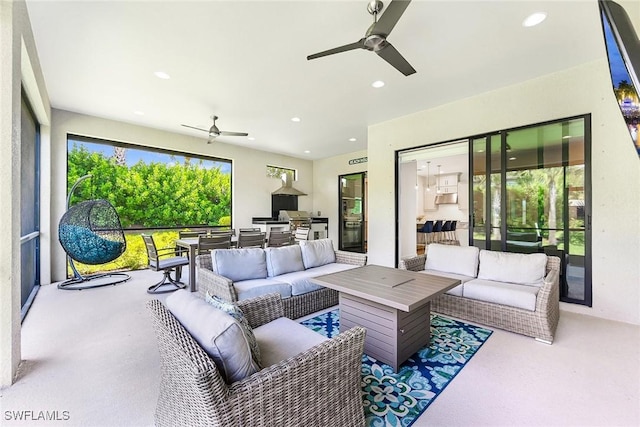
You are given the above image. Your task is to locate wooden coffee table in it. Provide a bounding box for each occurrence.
[310,264,460,371]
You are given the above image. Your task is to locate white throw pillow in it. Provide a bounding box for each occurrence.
[477,250,547,286]
[165,290,260,383]
[211,248,267,282]
[265,245,305,277]
[425,244,480,278]
[299,239,336,269]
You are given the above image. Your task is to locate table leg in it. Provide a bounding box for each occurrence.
[189,245,196,292]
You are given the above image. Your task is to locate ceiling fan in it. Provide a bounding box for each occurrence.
[307,0,416,76]
[181,115,249,144]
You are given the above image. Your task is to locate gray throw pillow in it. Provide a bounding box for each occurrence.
[205,292,262,367]
[165,290,259,383]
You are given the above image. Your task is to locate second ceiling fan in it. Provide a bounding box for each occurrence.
[307,0,416,76]
[181,115,248,144]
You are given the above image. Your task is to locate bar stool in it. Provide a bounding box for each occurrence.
[432,220,443,243]
[448,220,458,243]
[441,221,452,243]
[418,220,434,245]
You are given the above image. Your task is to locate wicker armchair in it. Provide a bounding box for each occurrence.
[147,293,366,427]
[196,249,367,319]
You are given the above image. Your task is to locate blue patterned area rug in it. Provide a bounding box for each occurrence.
[301,310,492,427]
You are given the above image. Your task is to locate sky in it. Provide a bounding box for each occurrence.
[68,138,232,174]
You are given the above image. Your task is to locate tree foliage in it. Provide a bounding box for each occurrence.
[67,144,231,228]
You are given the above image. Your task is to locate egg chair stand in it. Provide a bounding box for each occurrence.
[58,175,130,290]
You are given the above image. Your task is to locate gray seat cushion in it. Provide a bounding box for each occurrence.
[253,317,328,367]
[422,269,475,296]
[233,277,292,300]
[277,263,359,296]
[157,256,188,269]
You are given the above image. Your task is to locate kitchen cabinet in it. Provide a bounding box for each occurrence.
[457,182,469,211]
[424,190,437,211]
[437,173,459,194]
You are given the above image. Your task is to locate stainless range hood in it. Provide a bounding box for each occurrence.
[434,192,458,205]
[271,173,307,196]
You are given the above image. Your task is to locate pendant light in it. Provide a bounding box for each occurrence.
[437,165,442,193]
[426,161,431,191]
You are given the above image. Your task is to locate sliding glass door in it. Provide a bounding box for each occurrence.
[20,92,41,318]
[339,172,367,253]
[471,116,591,305]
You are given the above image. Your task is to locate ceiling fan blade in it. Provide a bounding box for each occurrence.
[181,124,209,132]
[307,39,366,60]
[372,0,412,37]
[376,42,416,76]
[219,131,249,137]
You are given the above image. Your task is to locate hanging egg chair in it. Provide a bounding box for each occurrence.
[58,175,130,290]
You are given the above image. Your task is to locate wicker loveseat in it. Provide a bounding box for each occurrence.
[196,239,367,319]
[147,292,366,427]
[399,244,560,343]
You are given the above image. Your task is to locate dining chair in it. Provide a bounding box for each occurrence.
[176,230,207,256]
[142,234,189,294]
[178,230,207,239]
[209,229,235,236]
[294,227,311,242]
[267,230,293,247]
[237,232,266,248]
[198,234,232,254]
[239,227,261,233]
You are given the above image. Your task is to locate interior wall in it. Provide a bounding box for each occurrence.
[367,59,640,325]
[50,109,314,282]
[0,0,51,387]
[312,150,367,247]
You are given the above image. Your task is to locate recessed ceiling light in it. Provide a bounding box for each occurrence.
[133,111,144,116]
[304,150,311,154]
[562,135,572,139]
[523,12,547,27]
[372,80,385,88]
[509,156,517,161]
[154,71,171,79]
[478,149,485,153]
[247,137,255,141]
[291,117,301,122]
[349,137,357,142]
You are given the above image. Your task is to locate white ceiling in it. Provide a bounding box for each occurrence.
[25,0,605,160]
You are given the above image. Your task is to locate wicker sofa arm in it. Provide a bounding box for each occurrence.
[536,256,561,313]
[236,293,285,328]
[398,254,426,271]
[225,326,366,426]
[335,250,367,266]
[196,255,238,302]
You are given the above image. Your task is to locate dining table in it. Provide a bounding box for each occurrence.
[175,236,238,292]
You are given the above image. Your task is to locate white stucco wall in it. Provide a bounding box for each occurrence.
[367,59,640,325]
[312,150,367,247]
[49,109,314,282]
[0,0,51,387]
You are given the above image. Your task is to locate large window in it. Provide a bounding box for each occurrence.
[67,136,232,228]
[66,136,232,274]
[471,116,591,306]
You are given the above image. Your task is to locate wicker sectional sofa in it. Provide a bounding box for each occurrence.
[196,239,367,319]
[399,244,561,343]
